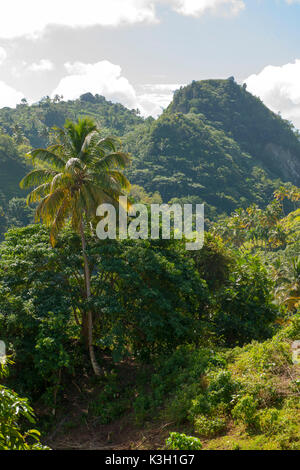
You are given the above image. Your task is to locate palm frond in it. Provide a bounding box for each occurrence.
[20,169,57,189]
[80,184,99,219]
[93,152,131,171]
[95,136,119,153]
[50,173,73,192]
[65,158,83,172]
[65,118,97,154]
[36,189,67,225]
[27,182,52,204]
[88,175,123,201]
[49,197,71,247]
[107,170,131,191]
[81,130,99,154]
[87,181,123,207]
[20,117,131,242]
[29,149,66,170]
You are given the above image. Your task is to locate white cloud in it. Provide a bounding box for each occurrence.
[0,47,7,65]
[27,59,54,72]
[53,60,139,109]
[52,60,182,117]
[168,0,245,17]
[137,83,184,116]
[245,59,300,129]
[0,81,24,108]
[0,0,244,39]
[0,1,157,39]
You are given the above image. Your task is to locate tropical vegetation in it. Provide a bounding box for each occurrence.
[0,80,299,450]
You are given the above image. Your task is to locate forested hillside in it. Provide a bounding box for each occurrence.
[127,79,300,216]
[0,93,144,147]
[168,78,300,181]
[1,78,300,235]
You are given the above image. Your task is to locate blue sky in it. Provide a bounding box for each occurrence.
[0,0,300,126]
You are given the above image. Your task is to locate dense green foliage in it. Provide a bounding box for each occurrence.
[0,360,47,450]
[0,91,299,450]
[1,190,299,449]
[166,432,202,450]
[0,133,32,235]
[0,217,282,405]
[126,112,278,215]
[160,318,300,450]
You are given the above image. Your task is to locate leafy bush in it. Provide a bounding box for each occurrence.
[96,238,210,360]
[166,384,206,425]
[232,395,258,429]
[230,337,292,376]
[0,361,48,450]
[279,313,300,340]
[207,370,240,408]
[188,393,212,422]
[166,432,202,451]
[194,415,226,438]
[257,409,281,436]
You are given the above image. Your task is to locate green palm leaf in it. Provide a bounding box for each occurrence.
[28,149,66,170]
[20,169,57,189]
[27,183,52,204]
[93,152,131,171]
[50,197,71,246]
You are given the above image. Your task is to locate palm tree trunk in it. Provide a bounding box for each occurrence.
[79,219,102,376]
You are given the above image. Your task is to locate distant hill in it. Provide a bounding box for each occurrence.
[0,93,144,148]
[126,79,300,217]
[168,79,300,183]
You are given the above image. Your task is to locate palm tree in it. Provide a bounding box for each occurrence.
[20,117,131,375]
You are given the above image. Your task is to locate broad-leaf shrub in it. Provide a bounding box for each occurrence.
[166,432,202,451]
[0,361,48,450]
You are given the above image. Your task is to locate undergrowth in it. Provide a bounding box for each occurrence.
[79,314,300,450]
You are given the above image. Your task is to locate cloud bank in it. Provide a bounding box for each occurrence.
[0,0,245,39]
[53,61,138,108]
[52,60,182,117]
[0,57,182,115]
[245,59,300,129]
[0,81,24,108]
